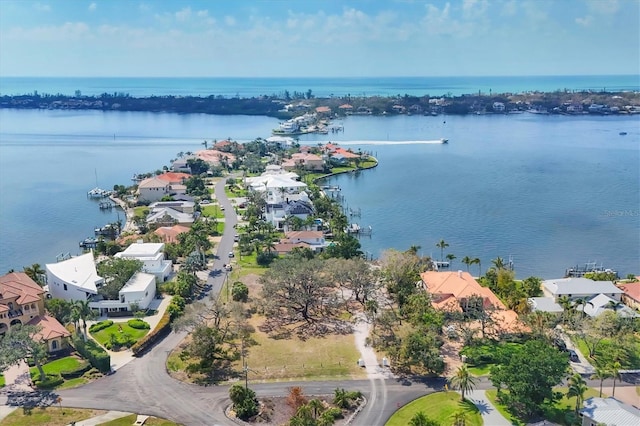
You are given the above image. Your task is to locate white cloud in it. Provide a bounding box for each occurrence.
[88,2,97,12]
[501,0,517,16]
[462,0,488,20]
[6,22,90,42]
[225,16,236,27]
[175,7,191,22]
[575,16,593,27]
[33,3,51,12]
[587,0,619,15]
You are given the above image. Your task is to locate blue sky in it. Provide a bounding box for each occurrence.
[0,0,638,77]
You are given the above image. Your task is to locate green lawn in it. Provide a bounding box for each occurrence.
[385,392,482,426]
[571,334,640,369]
[0,407,106,426]
[30,356,84,376]
[90,321,150,350]
[133,206,149,219]
[0,374,4,387]
[468,364,492,376]
[201,205,224,219]
[486,386,601,425]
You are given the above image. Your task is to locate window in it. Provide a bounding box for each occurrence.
[63,284,68,291]
[24,305,29,311]
[31,304,35,309]
[52,340,58,350]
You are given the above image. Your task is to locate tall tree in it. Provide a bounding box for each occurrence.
[436,239,449,262]
[490,339,569,418]
[471,257,481,276]
[23,263,45,286]
[449,364,478,401]
[567,373,589,413]
[590,366,612,398]
[462,256,472,272]
[491,256,506,270]
[0,325,48,381]
[74,300,95,340]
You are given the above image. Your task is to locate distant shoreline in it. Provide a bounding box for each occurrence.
[2,88,639,118]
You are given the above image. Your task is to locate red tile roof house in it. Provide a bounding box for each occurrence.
[0,272,70,353]
[282,230,326,252]
[154,224,191,243]
[618,278,640,311]
[195,149,236,166]
[420,270,526,336]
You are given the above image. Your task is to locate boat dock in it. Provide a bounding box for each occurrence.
[565,262,617,278]
[98,201,115,209]
[345,223,372,236]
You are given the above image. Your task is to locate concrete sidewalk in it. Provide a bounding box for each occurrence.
[466,389,511,426]
[66,410,132,425]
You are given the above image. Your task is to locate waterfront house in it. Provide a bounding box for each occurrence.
[138,176,171,203]
[493,102,506,112]
[46,253,104,302]
[580,293,638,318]
[265,136,295,149]
[527,297,564,314]
[154,224,191,244]
[195,149,236,166]
[617,279,640,311]
[338,104,353,115]
[542,277,623,301]
[156,172,191,185]
[146,201,196,227]
[0,272,70,352]
[171,155,196,173]
[265,200,314,230]
[580,397,640,426]
[282,153,325,171]
[315,106,331,117]
[89,272,156,316]
[114,241,172,281]
[282,230,326,252]
[245,174,308,204]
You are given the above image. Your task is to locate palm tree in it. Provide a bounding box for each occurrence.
[307,399,324,419]
[436,239,449,262]
[75,300,95,340]
[590,366,612,397]
[409,411,430,426]
[557,295,573,324]
[23,263,46,286]
[491,256,505,270]
[610,361,621,397]
[471,257,481,276]
[70,303,81,336]
[446,253,456,267]
[449,364,477,402]
[605,300,623,312]
[461,256,472,272]
[450,410,468,426]
[572,297,588,318]
[567,373,589,413]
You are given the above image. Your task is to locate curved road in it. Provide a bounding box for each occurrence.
[4,178,637,425]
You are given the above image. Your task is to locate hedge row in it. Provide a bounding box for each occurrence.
[33,373,64,389]
[71,335,111,373]
[131,311,171,357]
[89,320,114,333]
[127,319,151,330]
[60,361,92,379]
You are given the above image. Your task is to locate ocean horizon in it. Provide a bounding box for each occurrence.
[1,75,638,99]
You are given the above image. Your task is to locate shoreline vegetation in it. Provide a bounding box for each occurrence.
[2,89,639,118]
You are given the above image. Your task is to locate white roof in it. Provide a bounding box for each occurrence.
[543,277,622,297]
[46,253,102,294]
[120,272,156,294]
[147,208,194,224]
[528,297,563,313]
[246,175,307,191]
[583,293,638,318]
[117,242,164,257]
[580,397,640,426]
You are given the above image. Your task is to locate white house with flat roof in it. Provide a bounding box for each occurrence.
[46,253,104,301]
[580,397,640,426]
[542,277,623,301]
[89,272,156,316]
[114,241,172,281]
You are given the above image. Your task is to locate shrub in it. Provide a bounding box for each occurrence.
[89,320,114,333]
[105,332,136,350]
[229,383,259,420]
[71,335,111,373]
[33,373,64,389]
[167,295,186,320]
[256,251,277,266]
[60,361,92,379]
[127,319,151,330]
[323,407,344,420]
[232,282,249,302]
[131,311,171,357]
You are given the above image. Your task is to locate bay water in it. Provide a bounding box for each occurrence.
[1,108,638,278]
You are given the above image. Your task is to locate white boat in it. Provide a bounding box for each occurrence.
[87,187,110,198]
[440,138,449,144]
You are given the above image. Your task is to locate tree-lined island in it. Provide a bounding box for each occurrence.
[2,88,639,118]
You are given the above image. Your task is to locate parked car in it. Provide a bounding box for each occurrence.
[568,349,579,362]
[234,234,239,242]
[554,338,568,352]
[228,251,234,258]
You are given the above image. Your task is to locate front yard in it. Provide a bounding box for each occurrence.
[385,392,482,426]
[29,355,101,390]
[90,319,150,350]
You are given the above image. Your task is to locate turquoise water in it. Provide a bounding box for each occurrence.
[0,108,638,278]
[1,75,639,98]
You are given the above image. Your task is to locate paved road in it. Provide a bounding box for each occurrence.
[1,177,637,425]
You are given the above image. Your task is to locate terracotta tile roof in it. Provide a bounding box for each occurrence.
[273,242,310,254]
[0,272,44,305]
[334,148,360,158]
[214,140,232,148]
[618,281,640,302]
[28,315,71,341]
[315,106,331,113]
[156,172,191,184]
[195,149,236,164]
[154,225,191,243]
[421,271,506,310]
[338,104,353,109]
[285,231,323,240]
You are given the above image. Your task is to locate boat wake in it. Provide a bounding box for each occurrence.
[318,140,447,146]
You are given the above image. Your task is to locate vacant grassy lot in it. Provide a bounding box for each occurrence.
[0,407,106,426]
[385,391,482,426]
[241,316,364,381]
[90,321,149,349]
[200,205,224,219]
[572,334,640,369]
